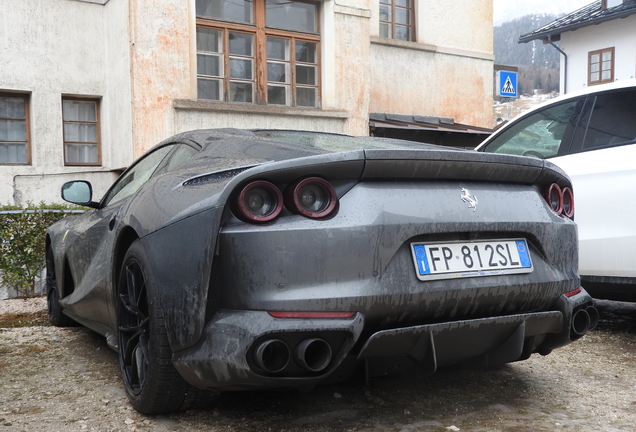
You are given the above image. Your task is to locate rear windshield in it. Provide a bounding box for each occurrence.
[254,130,445,152]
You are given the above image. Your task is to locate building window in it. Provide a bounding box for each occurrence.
[588,47,614,86]
[379,0,414,41]
[62,98,101,166]
[602,0,624,10]
[0,92,29,165]
[196,0,320,107]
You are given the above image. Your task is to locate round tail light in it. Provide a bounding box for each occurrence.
[285,177,338,219]
[544,183,563,215]
[234,181,283,223]
[561,187,574,219]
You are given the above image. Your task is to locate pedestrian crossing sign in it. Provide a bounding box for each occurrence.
[497,71,517,97]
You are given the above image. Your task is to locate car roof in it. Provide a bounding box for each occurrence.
[551,79,636,101]
[159,128,450,162]
[476,79,636,150]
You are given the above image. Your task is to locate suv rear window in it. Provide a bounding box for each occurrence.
[581,89,636,151]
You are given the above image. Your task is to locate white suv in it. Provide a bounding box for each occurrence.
[476,80,636,301]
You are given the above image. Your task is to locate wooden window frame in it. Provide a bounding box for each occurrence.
[196,0,321,108]
[0,91,31,165]
[588,47,615,86]
[62,97,102,167]
[379,0,415,42]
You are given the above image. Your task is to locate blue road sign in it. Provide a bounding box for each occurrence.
[498,71,517,97]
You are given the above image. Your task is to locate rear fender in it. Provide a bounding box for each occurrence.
[141,207,224,352]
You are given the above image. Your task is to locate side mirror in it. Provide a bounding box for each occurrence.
[61,181,99,209]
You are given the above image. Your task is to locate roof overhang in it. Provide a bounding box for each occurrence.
[369,113,493,148]
[518,0,636,44]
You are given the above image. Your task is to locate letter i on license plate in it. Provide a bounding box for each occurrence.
[410,239,533,281]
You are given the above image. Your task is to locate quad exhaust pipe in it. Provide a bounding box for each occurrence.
[586,305,599,331]
[570,306,599,338]
[253,337,333,374]
[253,339,290,373]
[294,338,332,372]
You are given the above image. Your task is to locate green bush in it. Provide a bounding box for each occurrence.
[0,203,84,298]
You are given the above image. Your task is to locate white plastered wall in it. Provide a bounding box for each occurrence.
[560,15,636,94]
[0,0,133,205]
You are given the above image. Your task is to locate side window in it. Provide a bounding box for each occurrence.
[102,145,174,206]
[62,97,101,166]
[580,90,636,152]
[154,143,200,176]
[379,0,414,41]
[196,0,320,107]
[0,92,30,164]
[481,99,582,159]
[588,47,614,86]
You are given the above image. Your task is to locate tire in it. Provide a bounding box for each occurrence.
[46,246,75,327]
[116,240,220,415]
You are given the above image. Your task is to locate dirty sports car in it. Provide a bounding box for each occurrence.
[46,129,597,415]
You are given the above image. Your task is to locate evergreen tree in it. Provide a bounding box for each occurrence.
[494,14,562,94]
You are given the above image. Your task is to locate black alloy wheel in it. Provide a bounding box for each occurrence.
[46,245,74,327]
[118,253,150,396]
[116,240,220,414]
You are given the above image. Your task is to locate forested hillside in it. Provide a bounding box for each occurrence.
[494,14,562,95]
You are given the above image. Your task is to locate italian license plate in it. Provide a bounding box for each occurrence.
[410,239,533,281]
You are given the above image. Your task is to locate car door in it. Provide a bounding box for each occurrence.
[550,89,636,279]
[60,144,177,332]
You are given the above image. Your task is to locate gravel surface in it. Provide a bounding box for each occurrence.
[0,297,46,315]
[1,298,636,431]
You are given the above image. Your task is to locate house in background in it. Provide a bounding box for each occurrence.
[519,0,636,94]
[0,0,495,206]
[1,0,132,206]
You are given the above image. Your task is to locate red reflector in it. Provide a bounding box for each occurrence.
[564,287,582,297]
[268,311,356,319]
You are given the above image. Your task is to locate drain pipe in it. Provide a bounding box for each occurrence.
[547,34,568,94]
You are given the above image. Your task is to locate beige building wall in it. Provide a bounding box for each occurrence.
[128,0,192,156]
[128,0,373,157]
[369,0,494,128]
[128,0,496,156]
[1,0,494,204]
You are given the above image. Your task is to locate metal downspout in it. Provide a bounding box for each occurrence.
[548,35,568,94]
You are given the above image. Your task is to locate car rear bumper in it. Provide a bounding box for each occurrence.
[171,288,595,391]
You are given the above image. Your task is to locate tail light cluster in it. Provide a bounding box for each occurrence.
[233,177,338,223]
[543,183,574,219]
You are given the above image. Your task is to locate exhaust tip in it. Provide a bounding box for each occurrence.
[571,308,591,338]
[586,306,599,331]
[295,338,332,373]
[253,339,290,373]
